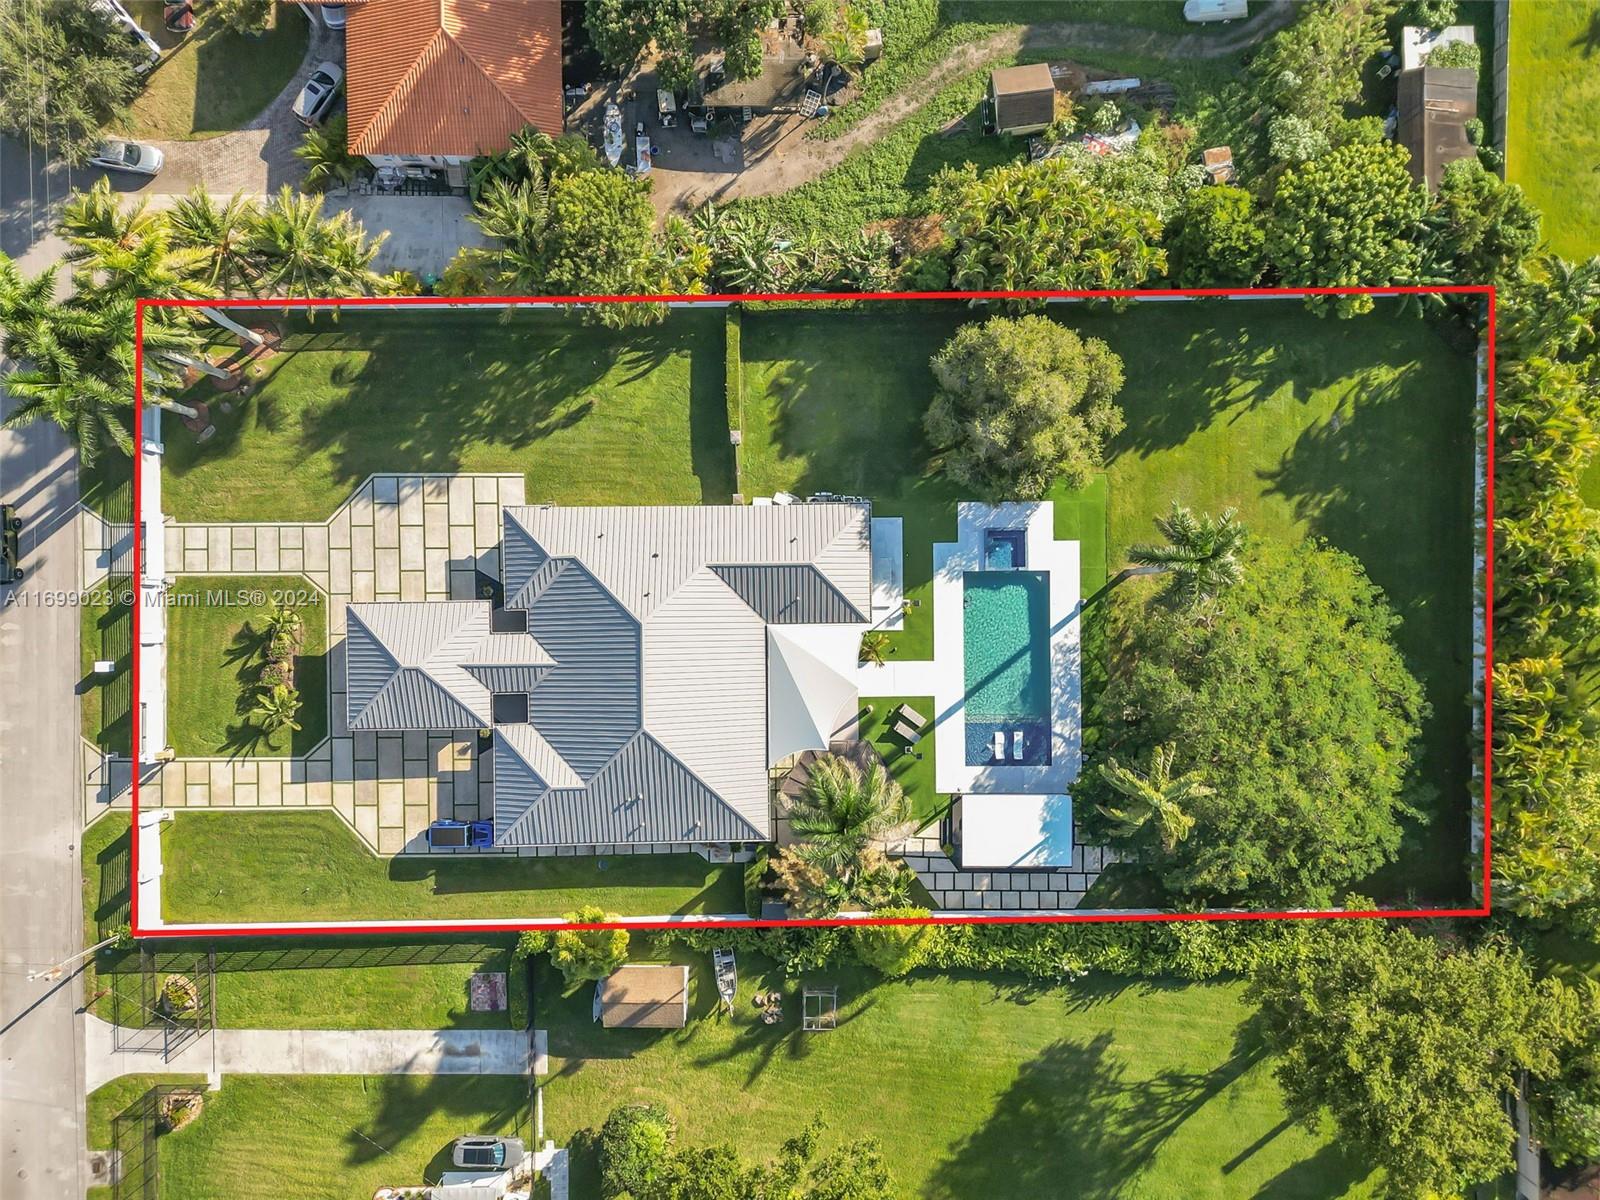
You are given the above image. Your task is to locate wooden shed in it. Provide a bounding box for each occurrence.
[596,965,690,1029]
[990,64,1057,136]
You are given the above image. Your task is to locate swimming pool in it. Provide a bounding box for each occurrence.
[962,571,1051,766]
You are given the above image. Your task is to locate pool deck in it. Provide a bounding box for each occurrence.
[860,501,1082,796]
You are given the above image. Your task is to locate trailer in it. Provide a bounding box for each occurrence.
[712,948,737,1014]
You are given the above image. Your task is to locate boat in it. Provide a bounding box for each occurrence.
[602,103,624,166]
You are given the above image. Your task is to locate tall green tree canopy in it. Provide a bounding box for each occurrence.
[1249,0,1394,136]
[0,0,146,164]
[1424,157,1543,290]
[1175,186,1265,287]
[930,158,1166,295]
[583,0,782,80]
[1082,540,1427,904]
[1264,140,1428,316]
[1250,924,1583,1200]
[925,314,1126,498]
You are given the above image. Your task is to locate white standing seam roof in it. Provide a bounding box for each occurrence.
[347,504,873,848]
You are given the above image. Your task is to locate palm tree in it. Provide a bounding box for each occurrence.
[167,189,262,295]
[249,684,302,735]
[859,630,891,666]
[294,116,358,194]
[468,176,550,289]
[788,754,909,881]
[248,186,385,299]
[1124,502,1247,608]
[1095,743,1208,853]
[58,179,214,304]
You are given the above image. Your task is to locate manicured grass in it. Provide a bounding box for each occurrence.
[90,1074,528,1200]
[166,576,327,758]
[740,300,1476,901]
[858,694,943,828]
[1506,0,1600,260]
[538,949,1377,1199]
[162,308,732,523]
[81,586,132,755]
[159,810,742,923]
[121,2,311,140]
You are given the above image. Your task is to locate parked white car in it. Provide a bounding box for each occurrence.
[90,0,162,71]
[87,139,165,178]
[319,4,348,29]
[293,62,345,126]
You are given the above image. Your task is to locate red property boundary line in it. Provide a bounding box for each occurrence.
[130,286,1495,938]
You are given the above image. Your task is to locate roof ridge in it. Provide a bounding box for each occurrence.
[437,22,533,137]
[357,24,452,155]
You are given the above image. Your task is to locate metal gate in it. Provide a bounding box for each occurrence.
[111,1084,207,1200]
[109,947,215,1058]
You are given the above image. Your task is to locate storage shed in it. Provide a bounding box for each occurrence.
[1396,66,1478,192]
[990,64,1057,136]
[596,965,690,1029]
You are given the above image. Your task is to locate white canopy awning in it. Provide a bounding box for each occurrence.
[767,624,863,764]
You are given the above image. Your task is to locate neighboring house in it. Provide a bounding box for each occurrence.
[596,965,691,1029]
[1396,65,1478,191]
[989,63,1057,136]
[344,503,872,852]
[342,0,564,175]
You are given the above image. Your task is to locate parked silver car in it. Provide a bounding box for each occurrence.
[319,4,348,30]
[451,1137,525,1171]
[293,62,345,126]
[88,139,165,178]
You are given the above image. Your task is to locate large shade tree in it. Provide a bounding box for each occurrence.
[0,0,147,164]
[925,315,1126,498]
[1082,539,1427,904]
[1250,923,1585,1200]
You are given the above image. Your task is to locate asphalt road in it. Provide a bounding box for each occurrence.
[1,137,91,1199]
[1,133,148,263]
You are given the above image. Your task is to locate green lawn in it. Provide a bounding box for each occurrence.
[539,949,1377,1199]
[1506,0,1600,260]
[89,1074,528,1200]
[740,300,1475,901]
[162,308,732,523]
[121,2,311,141]
[81,586,132,755]
[166,576,327,758]
[159,810,742,923]
[858,694,943,829]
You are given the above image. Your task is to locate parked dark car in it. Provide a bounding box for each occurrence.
[1,505,23,584]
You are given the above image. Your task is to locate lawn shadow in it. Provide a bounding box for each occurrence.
[1249,1137,1372,1199]
[343,1073,529,1170]
[1572,6,1600,57]
[925,1012,1271,1200]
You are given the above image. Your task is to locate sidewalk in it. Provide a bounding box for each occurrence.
[85,1016,530,1092]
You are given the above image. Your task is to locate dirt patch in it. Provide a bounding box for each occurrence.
[866,214,945,256]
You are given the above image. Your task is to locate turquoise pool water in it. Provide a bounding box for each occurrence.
[963,571,1051,766]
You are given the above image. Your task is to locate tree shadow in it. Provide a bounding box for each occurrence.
[1573,6,1600,57]
[343,1073,529,1171]
[926,1016,1270,1200]
[1249,1137,1372,1199]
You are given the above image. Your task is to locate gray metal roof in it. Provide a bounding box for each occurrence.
[345,503,873,848]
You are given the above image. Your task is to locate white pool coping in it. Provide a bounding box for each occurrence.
[858,501,1082,796]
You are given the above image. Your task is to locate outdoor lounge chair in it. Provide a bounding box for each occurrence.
[1012,730,1025,760]
[993,731,1006,761]
[896,703,928,727]
[893,718,922,746]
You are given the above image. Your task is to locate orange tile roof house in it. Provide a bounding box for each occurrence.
[343,0,564,163]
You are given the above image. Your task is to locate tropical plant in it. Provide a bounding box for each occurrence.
[249,684,302,735]
[248,186,385,298]
[815,2,868,69]
[1125,502,1248,608]
[858,630,890,665]
[1421,157,1542,291]
[1264,141,1428,316]
[295,115,361,193]
[0,0,147,164]
[925,314,1126,498]
[551,905,629,984]
[59,179,213,302]
[930,158,1166,297]
[1174,186,1264,288]
[851,907,934,976]
[167,189,263,295]
[1095,743,1207,852]
[1427,39,1480,71]
[788,756,908,884]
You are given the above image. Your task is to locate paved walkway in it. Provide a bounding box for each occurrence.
[121,473,523,854]
[885,830,1117,912]
[85,1016,530,1092]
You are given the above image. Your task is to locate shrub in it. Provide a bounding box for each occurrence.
[1174,186,1264,288]
[598,1103,674,1198]
[156,1090,203,1134]
[258,660,290,689]
[551,906,629,985]
[852,907,935,976]
[267,629,296,664]
[215,0,273,36]
[382,269,423,296]
[1465,116,1485,146]
[743,846,770,919]
[160,974,198,1017]
[1268,113,1329,165]
[1409,0,1457,25]
[1427,40,1481,72]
